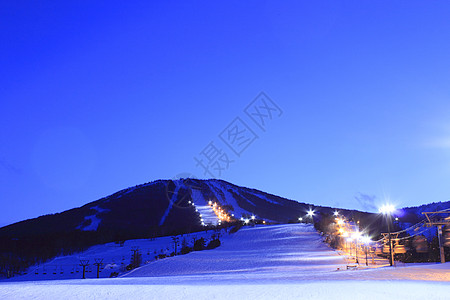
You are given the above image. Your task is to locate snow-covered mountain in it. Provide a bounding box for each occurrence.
[1,178,449,277]
[0,178,338,274]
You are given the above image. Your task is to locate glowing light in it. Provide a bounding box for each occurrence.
[361,236,372,244]
[307,210,315,217]
[251,215,255,220]
[244,219,249,224]
[352,231,362,239]
[208,200,212,205]
[298,217,303,221]
[337,219,344,225]
[338,228,345,234]
[379,204,396,215]
[333,211,339,216]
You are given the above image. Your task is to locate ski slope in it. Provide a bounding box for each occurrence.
[7,230,220,281]
[1,224,450,300]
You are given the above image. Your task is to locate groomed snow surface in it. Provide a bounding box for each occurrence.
[1,224,450,299]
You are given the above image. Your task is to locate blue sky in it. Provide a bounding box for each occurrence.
[2,1,450,226]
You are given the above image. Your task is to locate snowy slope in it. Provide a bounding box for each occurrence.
[1,224,450,300]
[191,189,219,225]
[125,224,347,278]
[7,230,222,281]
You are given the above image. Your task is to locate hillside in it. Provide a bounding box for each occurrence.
[1,224,450,299]
[1,178,449,278]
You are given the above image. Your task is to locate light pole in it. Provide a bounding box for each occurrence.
[361,236,371,266]
[379,204,395,266]
[353,231,361,264]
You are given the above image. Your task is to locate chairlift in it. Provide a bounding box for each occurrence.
[394,244,406,254]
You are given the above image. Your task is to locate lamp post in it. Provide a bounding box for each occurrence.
[353,231,361,264]
[361,236,371,266]
[379,204,395,266]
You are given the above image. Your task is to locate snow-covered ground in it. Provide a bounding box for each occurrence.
[6,230,220,281]
[191,189,219,225]
[1,224,449,299]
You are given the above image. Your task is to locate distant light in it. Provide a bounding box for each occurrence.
[337,219,344,225]
[338,228,345,234]
[251,215,255,220]
[263,220,266,224]
[307,210,315,217]
[298,217,303,221]
[244,219,249,224]
[188,201,191,204]
[379,204,395,215]
[208,201,212,205]
[231,214,234,217]
[333,211,339,216]
[395,217,399,221]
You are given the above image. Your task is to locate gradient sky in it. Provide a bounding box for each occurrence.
[2,1,450,226]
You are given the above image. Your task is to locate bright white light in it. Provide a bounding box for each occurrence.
[307,210,315,217]
[361,236,372,244]
[208,200,212,205]
[352,231,362,239]
[298,217,303,221]
[188,201,191,204]
[379,204,395,215]
[251,215,255,220]
[231,214,234,217]
[333,211,339,216]
[244,219,249,224]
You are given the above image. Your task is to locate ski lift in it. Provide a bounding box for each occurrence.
[394,244,406,254]
[375,246,383,255]
[444,226,450,247]
[382,245,390,254]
